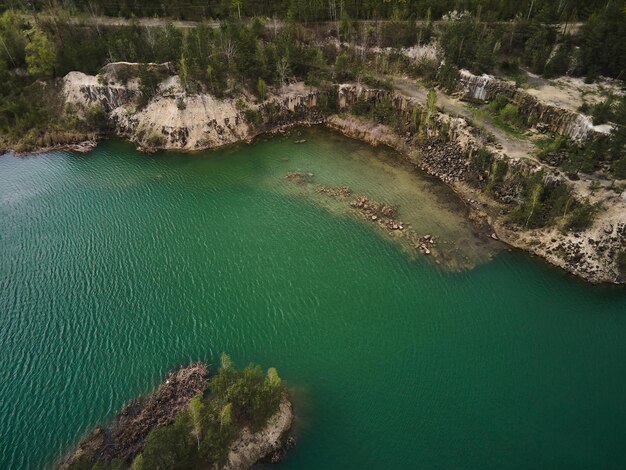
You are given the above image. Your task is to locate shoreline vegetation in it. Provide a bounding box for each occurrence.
[58,356,294,470]
[0,2,625,286]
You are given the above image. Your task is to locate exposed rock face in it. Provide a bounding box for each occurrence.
[63,64,321,151]
[222,394,295,470]
[497,217,626,284]
[58,363,209,468]
[63,71,140,112]
[111,93,249,150]
[457,69,610,140]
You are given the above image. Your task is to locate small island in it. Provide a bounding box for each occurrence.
[59,355,295,470]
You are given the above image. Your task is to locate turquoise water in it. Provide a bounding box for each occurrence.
[1,129,625,469]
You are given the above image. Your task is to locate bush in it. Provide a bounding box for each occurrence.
[317,86,339,114]
[437,61,458,93]
[361,75,392,91]
[564,202,596,231]
[499,103,520,125]
[334,52,355,82]
[590,97,614,125]
[85,104,109,131]
[351,97,371,116]
[544,42,573,78]
[145,132,165,147]
[243,109,263,128]
[413,56,439,82]
[486,94,509,114]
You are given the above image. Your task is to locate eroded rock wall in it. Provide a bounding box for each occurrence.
[457,69,605,140]
[62,64,321,151]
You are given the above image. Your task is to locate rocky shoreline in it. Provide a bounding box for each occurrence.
[6,64,624,285]
[57,363,295,470]
[326,114,625,284]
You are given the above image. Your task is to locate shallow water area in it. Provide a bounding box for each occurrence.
[252,127,499,270]
[1,129,626,469]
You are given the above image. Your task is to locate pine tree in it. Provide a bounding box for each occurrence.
[25,28,56,78]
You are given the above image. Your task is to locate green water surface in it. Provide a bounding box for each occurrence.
[1,129,625,469]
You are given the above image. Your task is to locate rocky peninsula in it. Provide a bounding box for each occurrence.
[58,359,295,470]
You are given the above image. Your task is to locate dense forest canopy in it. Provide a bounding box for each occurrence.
[0,0,621,22]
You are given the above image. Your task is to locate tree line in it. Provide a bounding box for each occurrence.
[5,0,618,23]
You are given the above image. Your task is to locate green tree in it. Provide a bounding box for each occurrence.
[525,182,543,228]
[188,395,204,450]
[25,28,56,78]
[130,454,144,470]
[220,402,233,429]
[334,52,353,82]
[257,77,267,100]
[220,352,232,371]
[141,413,194,469]
[419,88,437,139]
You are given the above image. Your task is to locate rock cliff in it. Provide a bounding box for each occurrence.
[63,64,320,151]
[222,394,295,469]
[457,69,611,140]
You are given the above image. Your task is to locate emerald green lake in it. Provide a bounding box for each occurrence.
[1,128,625,469]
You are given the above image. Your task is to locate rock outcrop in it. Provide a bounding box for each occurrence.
[63,64,321,151]
[223,394,295,470]
[61,66,625,284]
[457,69,611,140]
[58,363,209,468]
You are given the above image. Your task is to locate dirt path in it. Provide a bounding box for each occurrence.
[391,76,538,163]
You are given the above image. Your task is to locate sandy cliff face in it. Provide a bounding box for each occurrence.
[62,64,320,151]
[63,71,140,112]
[63,66,250,150]
[111,93,249,150]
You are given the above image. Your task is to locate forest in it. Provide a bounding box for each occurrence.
[4,0,620,23]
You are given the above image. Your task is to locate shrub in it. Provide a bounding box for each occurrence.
[334,53,354,82]
[145,132,165,147]
[85,104,109,131]
[351,97,371,116]
[564,202,596,231]
[486,94,509,114]
[243,108,263,128]
[317,86,339,114]
[499,103,520,125]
